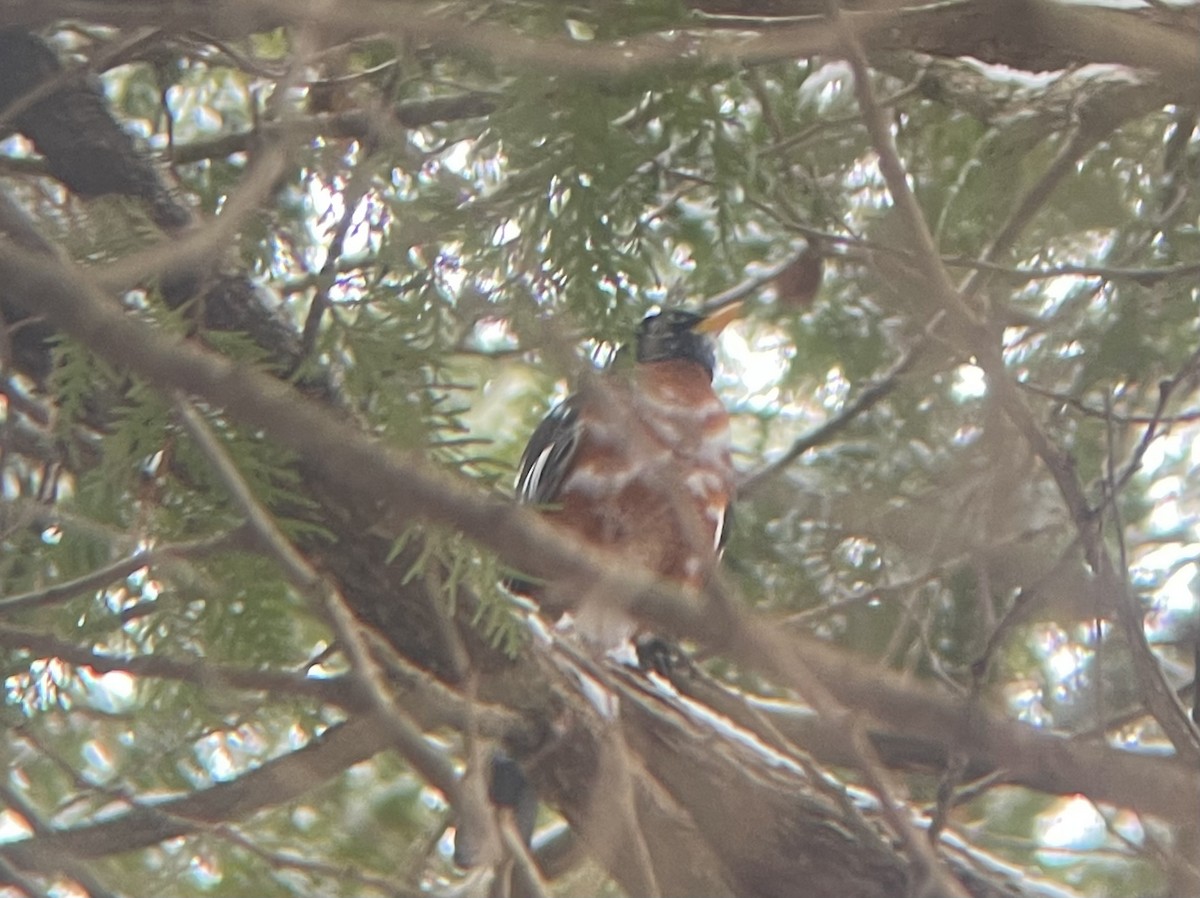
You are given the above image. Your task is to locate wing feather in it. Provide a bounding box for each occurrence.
[506,395,583,596]
[515,394,582,506]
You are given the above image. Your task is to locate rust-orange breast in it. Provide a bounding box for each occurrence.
[551,359,733,588]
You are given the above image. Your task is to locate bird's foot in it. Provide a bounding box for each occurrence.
[635,635,680,676]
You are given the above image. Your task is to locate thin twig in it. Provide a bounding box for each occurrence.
[0,622,359,708]
[1112,350,1200,498]
[359,627,522,740]
[0,855,53,898]
[698,254,804,314]
[93,146,288,292]
[499,816,551,898]
[0,784,122,898]
[0,530,242,614]
[215,822,417,897]
[597,731,662,898]
[739,319,936,497]
[1021,381,1200,426]
[848,717,969,898]
[542,640,662,896]
[945,257,1200,286]
[299,142,382,363]
[959,124,1111,305]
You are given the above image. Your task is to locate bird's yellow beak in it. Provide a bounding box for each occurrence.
[693,300,745,335]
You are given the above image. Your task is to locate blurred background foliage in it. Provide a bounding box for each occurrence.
[1,2,1198,895]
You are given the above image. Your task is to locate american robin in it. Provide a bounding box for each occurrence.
[512,303,742,650]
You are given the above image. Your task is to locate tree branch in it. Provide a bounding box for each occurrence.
[1,716,391,869]
[6,0,1200,92]
[0,530,241,614]
[0,225,1195,827]
[0,622,360,709]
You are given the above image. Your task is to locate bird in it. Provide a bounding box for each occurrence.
[511,303,742,654]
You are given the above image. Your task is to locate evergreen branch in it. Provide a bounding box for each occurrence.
[0,205,1197,829]
[172,395,499,858]
[831,0,1200,765]
[4,7,1193,892]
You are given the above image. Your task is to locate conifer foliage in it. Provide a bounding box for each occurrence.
[1,4,1198,896]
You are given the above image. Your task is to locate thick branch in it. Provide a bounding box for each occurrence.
[4,1,1199,94]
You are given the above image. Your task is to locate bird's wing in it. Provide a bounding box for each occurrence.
[716,500,733,554]
[515,393,583,506]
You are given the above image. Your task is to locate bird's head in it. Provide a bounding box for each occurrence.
[634,302,744,379]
